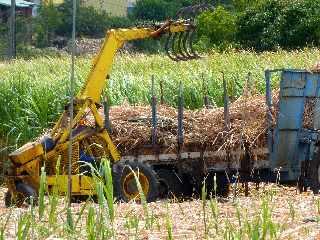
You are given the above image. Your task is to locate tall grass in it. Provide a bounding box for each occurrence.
[0,165,318,239]
[0,49,319,145]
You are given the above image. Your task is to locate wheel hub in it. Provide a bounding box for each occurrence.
[122,171,150,200]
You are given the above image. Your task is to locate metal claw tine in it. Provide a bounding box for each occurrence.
[189,29,201,59]
[165,33,174,60]
[165,32,179,61]
[187,30,196,59]
[165,32,171,53]
[183,31,194,59]
[172,32,184,61]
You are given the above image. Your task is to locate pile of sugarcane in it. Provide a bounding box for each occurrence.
[108,93,280,154]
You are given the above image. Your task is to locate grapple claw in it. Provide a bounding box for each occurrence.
[182,31,194,59]
[165,29,200,61]
[164,4,212,62]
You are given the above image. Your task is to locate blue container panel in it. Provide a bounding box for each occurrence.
[281,71,305,91]
[277,97,305,130]
[305,74,318,97]
[272,130,297,168]
[281,88,304,97]
[270,70,320,181]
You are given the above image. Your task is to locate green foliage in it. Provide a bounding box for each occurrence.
[0,23,8,58]
[165,204,173,240]
[131,0,206,21]
[17,213,31,240]
[131,0,169,21]
[278,0,320,49]
[101,159,115,222]
[39,166,47,219]
[35,1,62,47]
[236,1,282,50]
[195,0,320,50]
[86,206,97,240]
[231,0,264,11]
[197,6,237,49]
[236,0,320,50]
[1,15,34,58]
[34,0,131,47]
[0,211,11,240]
[57,1,130,37]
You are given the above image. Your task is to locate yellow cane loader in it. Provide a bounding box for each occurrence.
[9,5,319,207]
[4,6,214,206]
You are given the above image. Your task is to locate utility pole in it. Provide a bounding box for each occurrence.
[67,0,76,231]
[9,0,16,59]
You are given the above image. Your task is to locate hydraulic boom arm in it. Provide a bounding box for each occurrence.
[78,21,195,103]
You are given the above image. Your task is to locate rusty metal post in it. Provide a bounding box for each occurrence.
[241,72,252,197]
[265,70,273,153]
[151,75,157,146]
[223,72,230,131]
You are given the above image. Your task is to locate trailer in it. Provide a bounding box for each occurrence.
[107,69,320,199]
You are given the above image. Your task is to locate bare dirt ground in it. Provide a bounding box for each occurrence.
[0,184,320,239]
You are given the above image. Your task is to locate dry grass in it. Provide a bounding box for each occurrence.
[0,184,320,239]
[81,93,274,155]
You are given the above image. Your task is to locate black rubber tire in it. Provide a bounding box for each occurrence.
[156,168,191,198]
[10,183,38,207]
[113,161,159,202]
[310,157,320,194]
[217,173,230,197]
[5,183,38,208]
[206,172,230,198]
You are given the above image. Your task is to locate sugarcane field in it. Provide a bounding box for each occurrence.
[2,0,320,239]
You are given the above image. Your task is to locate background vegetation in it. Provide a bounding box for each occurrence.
[131,0,320,51]
[0,49,319,144]
[2,0,319,56]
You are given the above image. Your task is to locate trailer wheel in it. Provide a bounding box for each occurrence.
[217,173,230,197]
[113,161,159,202]
[156,168,190,198]
[310,157,320,194]
[5,183,38,208]
[207,172,230,198]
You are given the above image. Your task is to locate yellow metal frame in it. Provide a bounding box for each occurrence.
[6,20,194,198]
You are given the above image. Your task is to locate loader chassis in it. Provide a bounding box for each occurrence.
[4,15,215,205]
